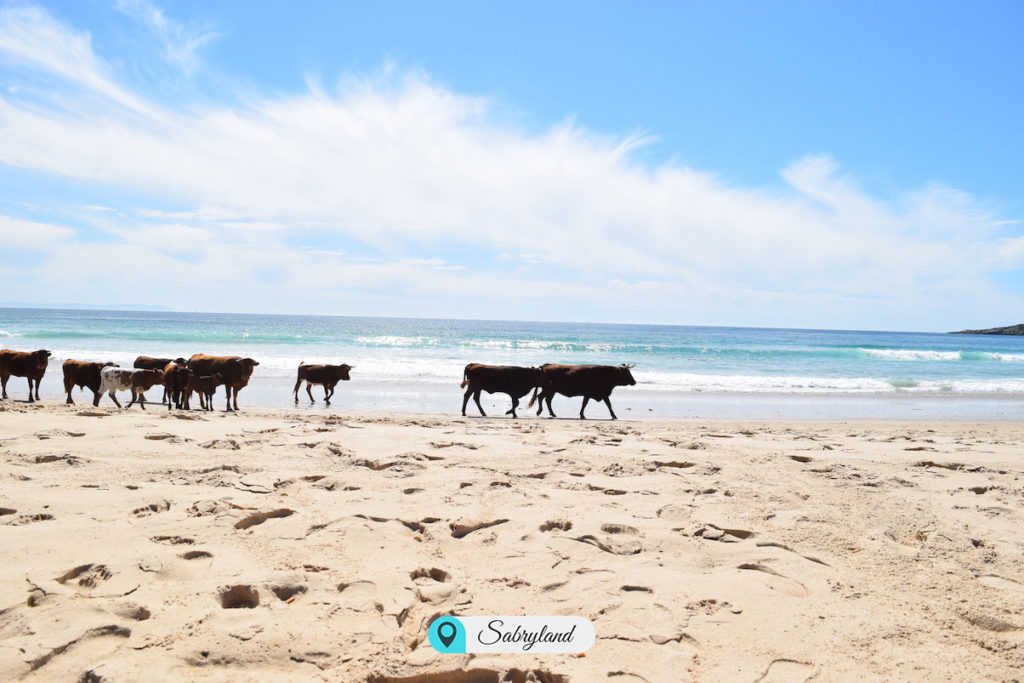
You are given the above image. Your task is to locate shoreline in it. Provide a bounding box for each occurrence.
[1,405,1022,679]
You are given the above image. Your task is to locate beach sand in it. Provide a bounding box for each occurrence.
[1,401,1022,681]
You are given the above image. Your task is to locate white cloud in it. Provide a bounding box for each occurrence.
[114,0,219,74]
[0,4,1020,329]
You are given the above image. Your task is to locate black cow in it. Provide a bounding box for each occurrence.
[529,363,636,420]
[460,363,546,418]
[294,362,353,405]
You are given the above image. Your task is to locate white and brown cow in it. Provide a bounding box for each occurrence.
[98,367,165,409]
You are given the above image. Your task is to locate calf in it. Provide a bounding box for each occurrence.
[187,355,259,411]
[134,356,184,404]
[460,364,545,418]
[0,349,51,402]
[184,372,222,411]
[98,367,164,409]
[62,360,117,405]
[529,363,636,420]
[294,362,353,405]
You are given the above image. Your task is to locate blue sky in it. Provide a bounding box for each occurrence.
[0,1,1022,330]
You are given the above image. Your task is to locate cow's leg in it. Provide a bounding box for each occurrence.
[33,376,41,401]
[0,372,8,399]
[293,377,302,403]
[603,397,618,420]
[233,387,239,411]
[545,393,556,418]
[473,390,486,417]
[64,377,74,404]
[108,390,122,409]
[161,385,168,405]
[461,386,473,416]
[126,390,137,408]
[306,382,315,402]
[324,384,333,405]
[27,377,36,403]
[92,388,101,407]
[579,396,590,419]
[224,385,232,412]
[506,396,519,418]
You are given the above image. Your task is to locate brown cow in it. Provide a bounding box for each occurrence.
[98,367,164,409]
[293,362,353,405]
[460,363,545,418]
[0,349,51,402]
[184,372,222,411]
[62,359,117,405]
[529,363,636,420]
[187,355,259,411]
[135,356,185,404]
[162,361,191,410]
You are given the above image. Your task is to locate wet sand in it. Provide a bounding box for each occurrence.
[1,401,1022,680]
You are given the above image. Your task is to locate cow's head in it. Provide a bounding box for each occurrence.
[242,358,259,375]
[340,364,353,381]
[530,366,547,386]
[33,349,51,364]
[173,357,186,365]
[618,363,636,386]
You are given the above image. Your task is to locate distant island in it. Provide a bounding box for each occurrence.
[951,324,1024,335]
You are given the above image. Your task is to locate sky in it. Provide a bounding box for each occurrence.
[0,1,1022,331]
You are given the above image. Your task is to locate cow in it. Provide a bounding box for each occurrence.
[134,356,184,404]
[98,367,164,409]
[186,355,259,411]
[62,360,117,405]
[161,361,192,410]
[294,362,353,405]
[184,372,222,412]
[0,349,51,402]
[529,363,636,420]
[460,364,546,419]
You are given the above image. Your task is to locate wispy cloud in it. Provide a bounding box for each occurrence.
[0,3,1019,328]
[114,0,219,75]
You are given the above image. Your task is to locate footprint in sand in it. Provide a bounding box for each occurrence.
[234,508,294,530]
[335,580,378,612]
[450,519,508,538]
[57,563,112,589]
[151,535,194,545]
[132,500,171,517]
[219,585,260,609]
[756,658,816,682]
[410,568,456,604]
[270,583,308,602]
[978,574,1024,594]
[539,520,572,532]
[180,550,212,560]
[8,513,55,525]
[737,563,809,598]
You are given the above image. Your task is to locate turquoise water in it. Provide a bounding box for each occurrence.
[3,308,1024,418]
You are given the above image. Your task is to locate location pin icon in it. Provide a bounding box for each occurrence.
[438,621,457,648]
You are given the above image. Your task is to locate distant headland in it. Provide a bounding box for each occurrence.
[951,324,1024,335]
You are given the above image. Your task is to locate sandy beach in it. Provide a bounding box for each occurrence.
[1,401,1022,681]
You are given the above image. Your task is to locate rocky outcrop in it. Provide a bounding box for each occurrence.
[951,324,1024,335]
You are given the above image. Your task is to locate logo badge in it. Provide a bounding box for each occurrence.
[428,616,467,653]
[429,616,594,654]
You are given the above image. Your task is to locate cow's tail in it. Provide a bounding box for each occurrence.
[459,367,469,389]
[526,386,540,409]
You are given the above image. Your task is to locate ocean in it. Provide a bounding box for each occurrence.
[2,308,1023,420]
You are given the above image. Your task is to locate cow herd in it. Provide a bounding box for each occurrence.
[0,348,637,419]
